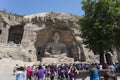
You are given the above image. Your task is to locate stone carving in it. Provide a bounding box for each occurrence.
[45,32,68,57]
[1,11,118,63]
[71,41,80,61]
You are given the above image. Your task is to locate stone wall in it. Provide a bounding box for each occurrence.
[0,12,97,62]
[0,26,9,43]
[8,25,24,44]
[0,11,23,43]
[0,11,118,63]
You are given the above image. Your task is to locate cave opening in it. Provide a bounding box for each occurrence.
[8,25,24,44]
[0,29,2,34]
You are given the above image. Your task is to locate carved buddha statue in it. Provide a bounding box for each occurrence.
[45,32,68,57]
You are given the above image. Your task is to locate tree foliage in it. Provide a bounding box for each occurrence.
[79,0,120,64]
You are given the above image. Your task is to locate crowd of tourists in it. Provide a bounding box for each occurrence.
[13,62,119,80]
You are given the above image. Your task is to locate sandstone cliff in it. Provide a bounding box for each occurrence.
[0,11,117,63]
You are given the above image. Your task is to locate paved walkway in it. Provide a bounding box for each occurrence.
[0,71,120,80]
[0,71,15,80]
[0,71,89,80]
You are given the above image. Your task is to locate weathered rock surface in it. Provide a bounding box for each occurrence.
[0,11,118,63]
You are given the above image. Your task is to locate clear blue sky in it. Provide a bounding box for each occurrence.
[0,0,84,16]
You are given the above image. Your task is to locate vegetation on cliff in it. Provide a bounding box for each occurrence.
[0,9,24,18]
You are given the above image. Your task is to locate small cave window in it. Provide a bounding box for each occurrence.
[0,29,2,34]
[28,50,32,53]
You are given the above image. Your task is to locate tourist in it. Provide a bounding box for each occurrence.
[85,64,90,70]
[102,63,108,69]
[57,65,61,79]
[77,63,83,70]
[33,66,39,80]
[118,63,120,73]
[31,65,36,80]
[16,67,25,80]
[95,63,100,69]
[64,64,69,79]
[26,66,32,80]
[115,63,120,73]
[59,64,66,79]
[104,68,117,80]
[49,64,56,80]
[99,64,103,70]
[36,65,45,80]
[68,64,78,80]
[89,64,100,80]
[13,64,19,75]
[44,66,51,80]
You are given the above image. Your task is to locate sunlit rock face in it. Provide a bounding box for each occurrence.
[0,11,117,63]
[24,12,86,62]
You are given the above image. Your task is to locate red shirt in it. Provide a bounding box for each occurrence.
[26,67,31,76]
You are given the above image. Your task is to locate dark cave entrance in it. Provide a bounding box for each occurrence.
[8,25,24,44]
[0,29,2,35]
[105,53,113,65]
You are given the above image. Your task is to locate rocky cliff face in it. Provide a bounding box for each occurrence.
[0,11,23,26]
[0,11,118,63]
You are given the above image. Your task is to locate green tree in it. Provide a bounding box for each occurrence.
[79,0,120,64]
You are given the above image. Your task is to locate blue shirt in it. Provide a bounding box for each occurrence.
[90,69,100,80]
[16,71,25,80]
